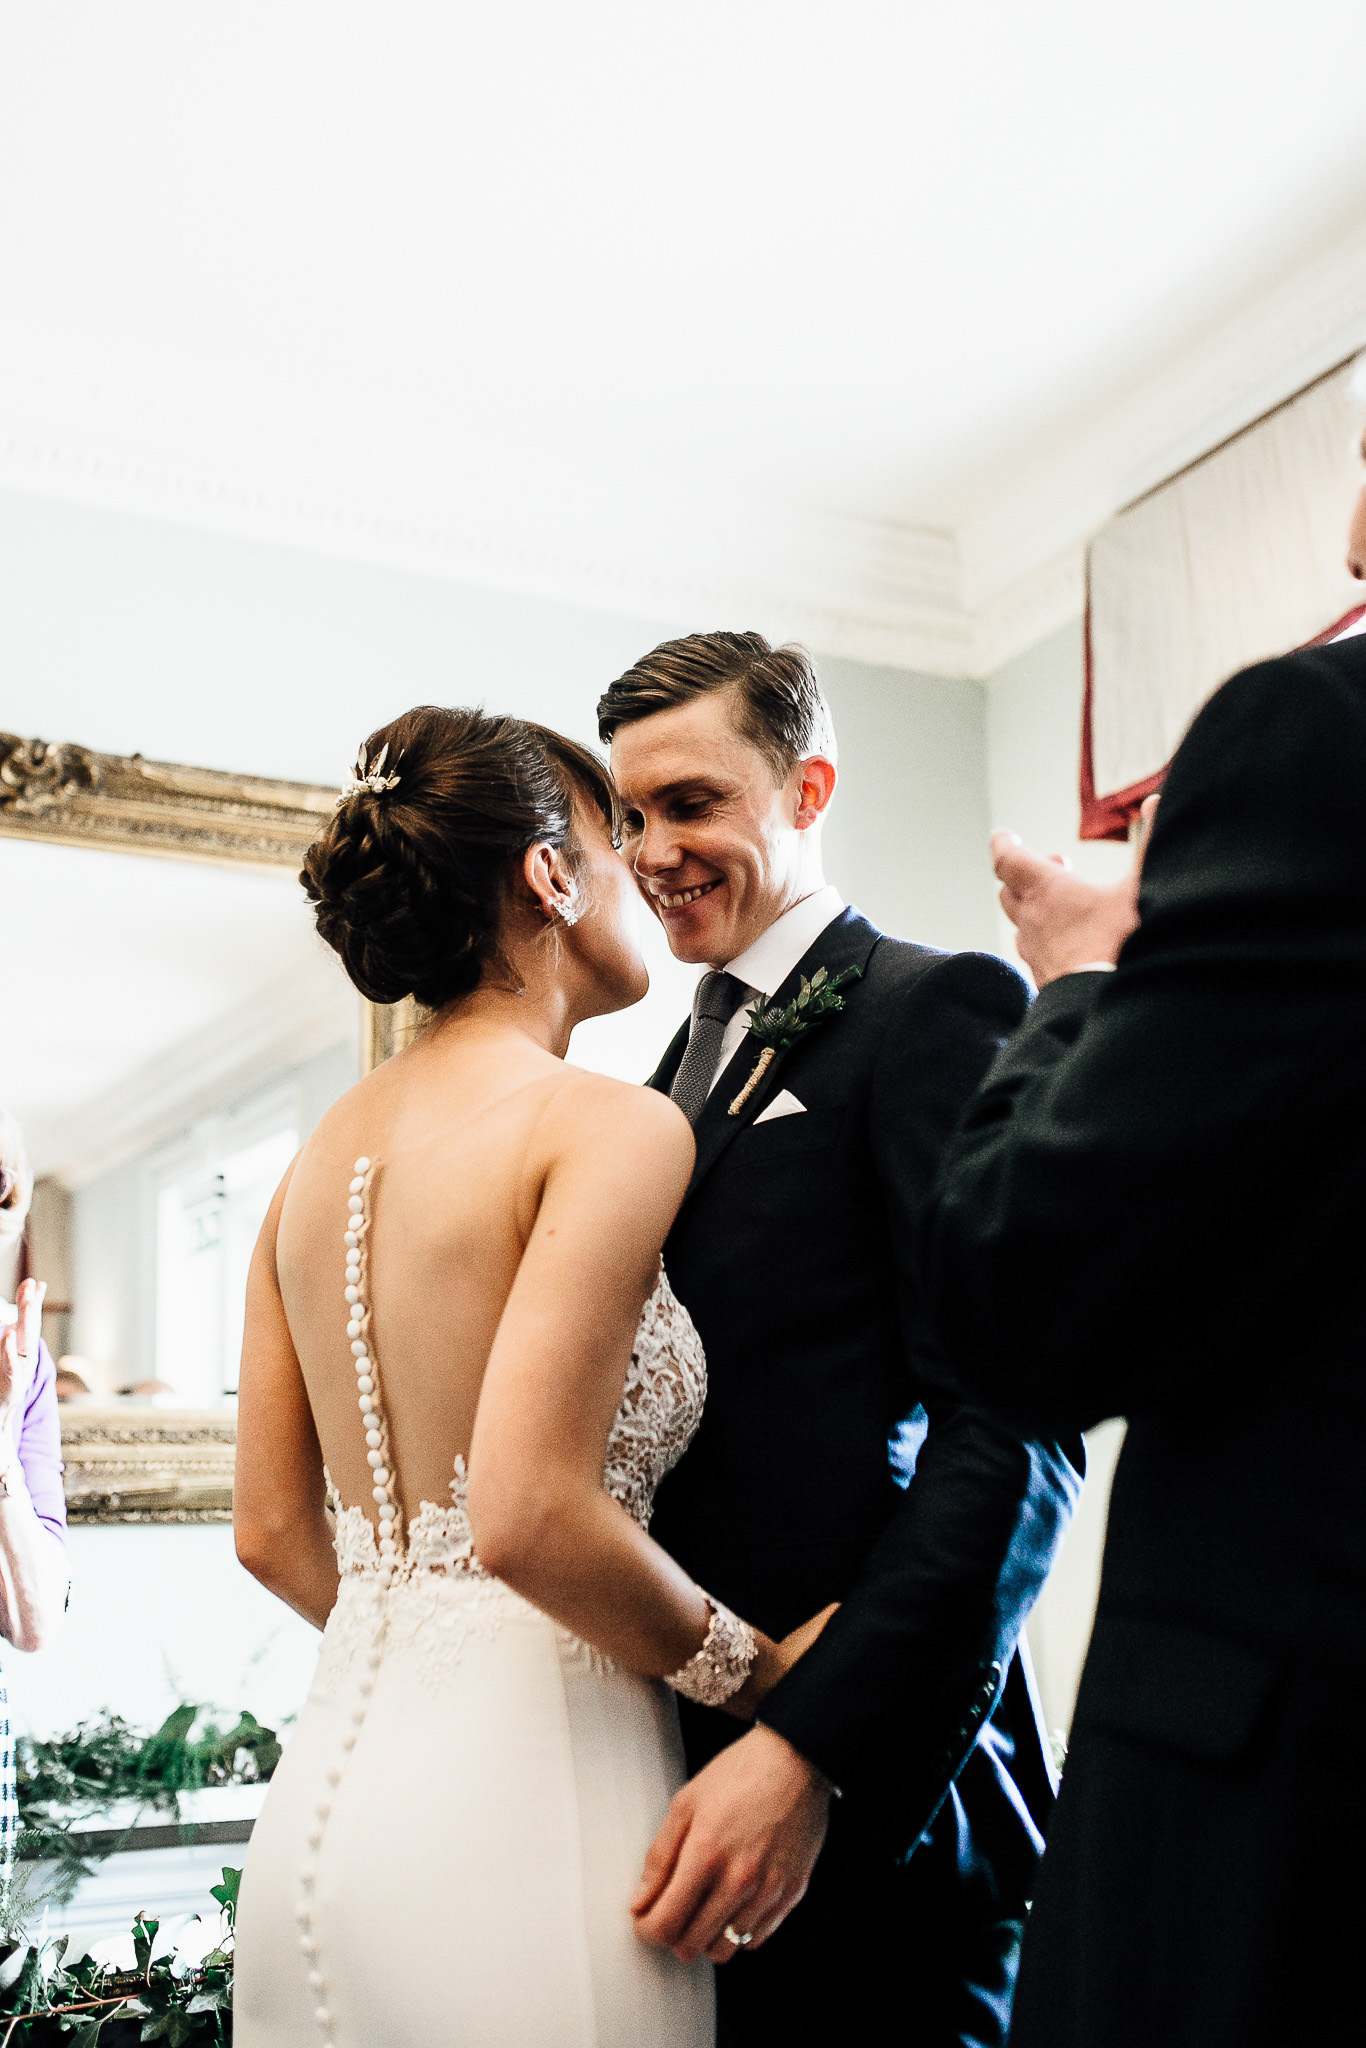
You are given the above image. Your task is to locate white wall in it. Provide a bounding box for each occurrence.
[7,1525,318,1743]
[984,618,1131,1738]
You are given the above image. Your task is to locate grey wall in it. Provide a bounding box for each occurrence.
[0,490,657,781]
[68,1036,357,1391]
[3,492,997,951]
[68,1156,145,1386]
[820,653,995,953]
[982,616,1132,1734]
[984,618,1132,950]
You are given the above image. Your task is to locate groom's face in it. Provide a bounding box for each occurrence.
[610,688,821,967]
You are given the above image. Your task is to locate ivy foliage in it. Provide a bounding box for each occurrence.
[0,1868,238,2046]
[15,1708,281,1909]
[19,1707,281,1821]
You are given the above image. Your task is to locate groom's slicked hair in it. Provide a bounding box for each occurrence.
[597,632,836,780]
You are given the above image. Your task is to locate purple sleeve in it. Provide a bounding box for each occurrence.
[18,1340,68,1546]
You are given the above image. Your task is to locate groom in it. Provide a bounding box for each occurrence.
[599,632,1082,2047]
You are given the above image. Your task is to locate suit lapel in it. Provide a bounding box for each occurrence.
[648,1017,690,1096]
[681,907,882,1207]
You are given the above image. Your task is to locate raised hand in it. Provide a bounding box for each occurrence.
[0,1276,69,1653]
[0,1277,45,1461]
[991,794,1159,987]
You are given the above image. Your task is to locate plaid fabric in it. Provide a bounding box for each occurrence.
[0,1670,14,1882]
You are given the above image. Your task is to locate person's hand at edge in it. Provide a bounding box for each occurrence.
[992,794,1159,987]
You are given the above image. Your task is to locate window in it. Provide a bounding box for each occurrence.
[152,1095,298,1405]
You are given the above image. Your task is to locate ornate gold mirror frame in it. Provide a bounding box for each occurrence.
[0,729,336,867]
[0,728,417,1520]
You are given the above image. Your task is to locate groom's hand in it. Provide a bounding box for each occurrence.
[630,1724,831,1965]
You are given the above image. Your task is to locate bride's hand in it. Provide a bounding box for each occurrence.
[724,1603,839,1720]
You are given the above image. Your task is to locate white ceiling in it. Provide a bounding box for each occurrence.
[2,3,1365,674]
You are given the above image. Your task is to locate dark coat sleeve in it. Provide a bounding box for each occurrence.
[758,951,1083,1834]
[921,642,1366,1436]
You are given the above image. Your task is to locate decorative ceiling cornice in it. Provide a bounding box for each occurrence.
[3,219,1364,683]
[957,216,1366,612]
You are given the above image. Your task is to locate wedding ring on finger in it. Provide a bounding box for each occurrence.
[721,1924,753,1950]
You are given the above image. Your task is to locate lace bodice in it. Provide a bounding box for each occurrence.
[290,1159,711,2048]
[327,1158,707,1587]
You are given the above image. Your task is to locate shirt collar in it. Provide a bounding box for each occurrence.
[722,884,846,998]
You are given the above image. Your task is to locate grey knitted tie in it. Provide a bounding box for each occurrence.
[669,970,748,1125]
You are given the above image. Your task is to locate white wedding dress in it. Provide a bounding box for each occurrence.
[234,1159,715,2047]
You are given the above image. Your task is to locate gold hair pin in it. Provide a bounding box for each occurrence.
[337,742,402,806]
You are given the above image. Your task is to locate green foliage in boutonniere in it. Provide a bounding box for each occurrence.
[728,964,864,1115]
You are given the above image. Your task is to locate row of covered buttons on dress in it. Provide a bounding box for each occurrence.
[344,1158,403,1580]
[298,1155,399,2048]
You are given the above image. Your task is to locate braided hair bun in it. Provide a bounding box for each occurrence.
[302,706,619,1009]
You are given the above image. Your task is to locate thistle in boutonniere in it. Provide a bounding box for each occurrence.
[727,964,864,1116]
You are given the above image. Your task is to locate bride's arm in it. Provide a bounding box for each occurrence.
[465,1077,782,1713]
[235,1167,341,1630]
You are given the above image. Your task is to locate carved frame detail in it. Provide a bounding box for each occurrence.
[60,1407,238,1525]
[2,729,414,1520]
[0,729,336,867]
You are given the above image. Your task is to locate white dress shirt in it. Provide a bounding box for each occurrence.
[700,883,846,1097]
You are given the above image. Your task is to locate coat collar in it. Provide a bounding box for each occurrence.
[653,906,882,1207]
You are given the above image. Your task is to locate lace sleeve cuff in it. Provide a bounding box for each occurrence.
[664,1593,757,1707]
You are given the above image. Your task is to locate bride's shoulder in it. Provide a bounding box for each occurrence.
[537,1067,693,1166]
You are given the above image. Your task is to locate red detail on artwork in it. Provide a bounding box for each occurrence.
[1080,598,1366,843]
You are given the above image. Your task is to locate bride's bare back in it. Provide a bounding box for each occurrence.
[279,1030,547,1516]
[276,1024,624,1525]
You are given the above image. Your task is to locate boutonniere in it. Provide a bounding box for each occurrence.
[728,964,864,1116]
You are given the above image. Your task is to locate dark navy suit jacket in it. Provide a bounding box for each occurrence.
[648,907,1082,2043]
[923,638,1366,2047]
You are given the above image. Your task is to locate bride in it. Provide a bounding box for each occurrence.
[231,705,826,2047]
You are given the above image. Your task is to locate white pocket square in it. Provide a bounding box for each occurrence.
[754,1089,806,1124]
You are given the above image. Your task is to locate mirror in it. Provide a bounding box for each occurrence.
[0,732,361,1522]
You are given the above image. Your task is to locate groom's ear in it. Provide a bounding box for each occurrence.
[793,755,837,831]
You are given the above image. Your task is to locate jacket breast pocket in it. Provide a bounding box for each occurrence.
[1078,1615,1281,1766]
[727,1107,842,1169]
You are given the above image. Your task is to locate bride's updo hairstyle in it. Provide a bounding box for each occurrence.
[302,705,620,1009]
